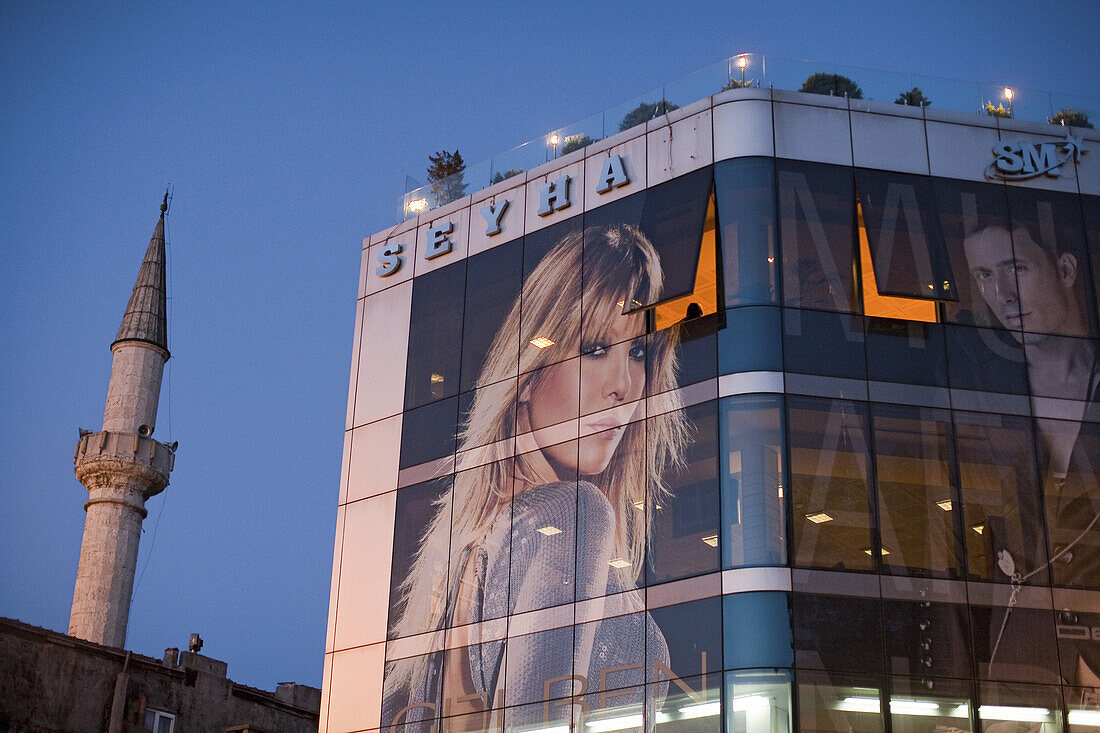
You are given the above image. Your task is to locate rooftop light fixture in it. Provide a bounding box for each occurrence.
[1003,87,1014,101]
[530,336,555,349]
[806,512,834,524]
[407,198,428,213]
[737,55,749,86]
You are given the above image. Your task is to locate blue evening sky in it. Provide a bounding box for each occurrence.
[1,0,1097,691]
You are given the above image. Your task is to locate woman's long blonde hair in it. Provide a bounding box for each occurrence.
[388,223,690,654]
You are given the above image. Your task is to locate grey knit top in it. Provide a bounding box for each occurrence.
[382,480,669,730]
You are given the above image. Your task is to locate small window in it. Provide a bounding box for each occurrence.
[144,709,175,733]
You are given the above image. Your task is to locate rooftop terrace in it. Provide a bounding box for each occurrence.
[398,52,1097,222]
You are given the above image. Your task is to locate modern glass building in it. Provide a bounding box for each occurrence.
[321,84,1100,733]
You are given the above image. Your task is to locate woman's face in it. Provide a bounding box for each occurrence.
[525,312,646,476]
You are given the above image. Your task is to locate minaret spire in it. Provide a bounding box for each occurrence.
[69,195,178,648]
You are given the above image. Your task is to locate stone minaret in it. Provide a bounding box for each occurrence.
[69,194,177,648]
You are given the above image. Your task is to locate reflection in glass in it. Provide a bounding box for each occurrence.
[788,397,874,572]
[871,404,961,578]
[953,411,1047,584]
[647,401,720,585]
[400,396,461,470]
[725,670,792,733]
[716,157,779,307]
[382,650,444,731]
[796,671,883,733]
[778,160,857,313]
[720,395,786,569]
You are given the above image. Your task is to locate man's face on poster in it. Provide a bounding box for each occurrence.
[963,225,1085,340]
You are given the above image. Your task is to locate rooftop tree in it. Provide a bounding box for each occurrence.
[619,99,679,132]
[801,73,863,99]
[427,149,467,205]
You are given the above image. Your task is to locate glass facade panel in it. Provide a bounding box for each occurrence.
[655,674,723,733]
[778,160,857,313]
[871,404,961,578]
[723,593,793,670]
[865,318,947,387]
[647,400,721,585]
[933,177,1012,330]
[1057,610,1100,687]
[856,169,956,301]
[406,261,468,409]
[725,670,792,733]
[887,676,973,733]
[1064,686,1100,733]
[346,110,1100,733]
[792,594,883,673]
[389,476,453,639]
[796,671,884,733]
[717,157,779,307]
[718,307,782,376]
[944,324,1029,395]
[881,599,972,678]
[1004,186,1097,338]
[970,605,1060,683]
[720,395,786,569]
[976,681,1063,733]
[1038,417,1100,590]
[783,309,866,380]
[788,397,875,572]
[954,411,1047,584]
[461,239,523,393]
[649,597,724,684]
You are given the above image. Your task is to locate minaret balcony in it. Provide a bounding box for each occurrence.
[73,430,176,499]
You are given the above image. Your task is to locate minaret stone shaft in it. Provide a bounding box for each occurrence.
[69,195,177,648]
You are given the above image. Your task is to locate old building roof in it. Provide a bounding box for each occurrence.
[113,195,169,355]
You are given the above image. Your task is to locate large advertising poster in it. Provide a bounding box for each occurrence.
[382,170,720,732]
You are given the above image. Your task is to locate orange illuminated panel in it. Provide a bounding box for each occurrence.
[654,193,719,331]
[857,203,937,323]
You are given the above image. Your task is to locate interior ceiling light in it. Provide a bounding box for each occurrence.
[701,534,719,547]
[805,512,834,524]
[936,499,953,511]
[530,336,555,349]
[536,525,562,536]
[972,524,985,535]
[609,558,632,569]
[864,547,890,556]
[430,373,444,383]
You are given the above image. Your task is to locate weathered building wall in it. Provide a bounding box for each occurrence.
[0,618,319,733]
